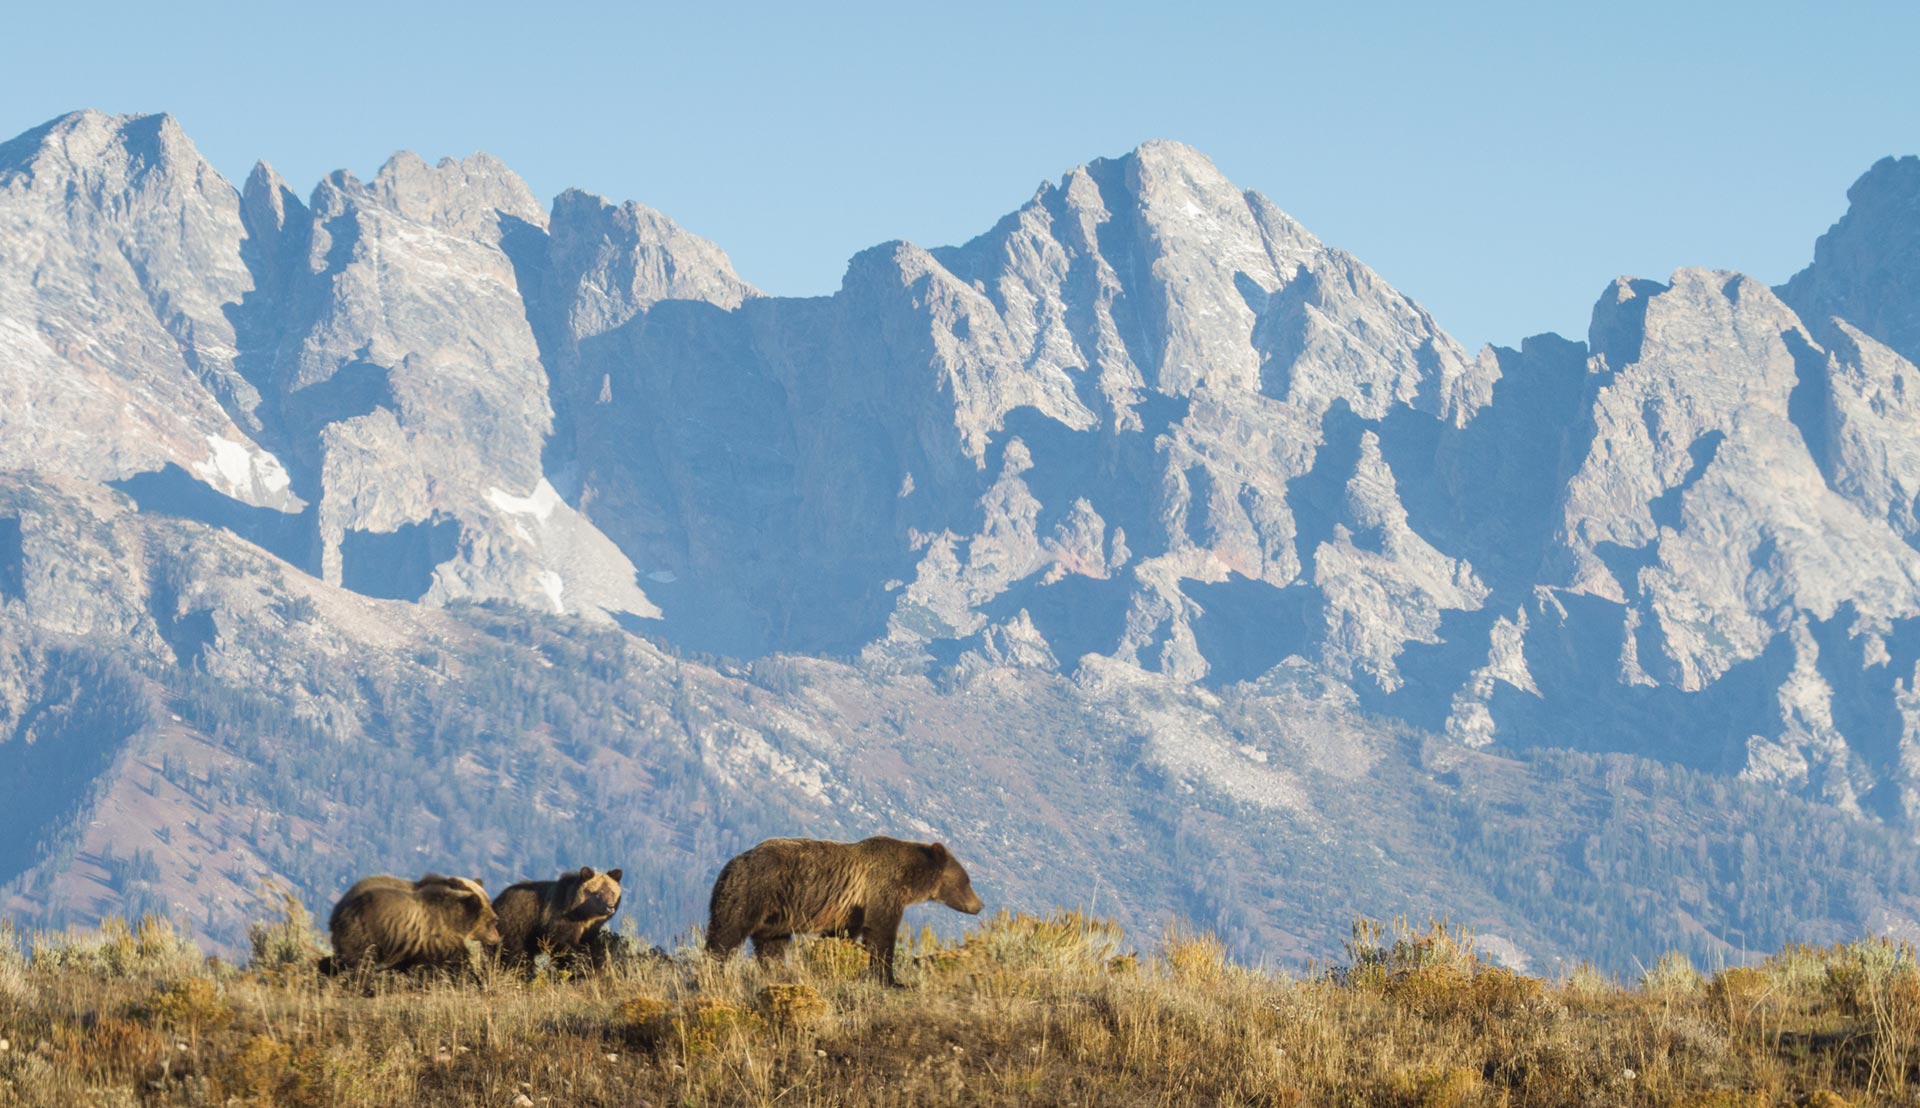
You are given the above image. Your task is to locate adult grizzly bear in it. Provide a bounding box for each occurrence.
[321,874,501,974]
[491,866,624,970]
[705,836,983,985]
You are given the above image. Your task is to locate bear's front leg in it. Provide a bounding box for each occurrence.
[753,934,793,965]
[860,907,906,987]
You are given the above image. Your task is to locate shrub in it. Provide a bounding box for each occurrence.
[1560,961,1616,1002]
[1467,964,1544,1015]
[1867,968,1920,1097]
[247,886,324,977]
[31,915,203,978]
[141,976,233,1035]
[760,983,828,1033]
[223,1033,295,1104]
[1817,939,1916,1015]
[1640,951,1703,998]
[1160,922,1230,985]
[956,909,1126,974]
[1386,963,1473,1017]
[1341,916,1480,984]
[1706,965,1772,1027]
[1337,916,1541,1019]
[907,924,974,980]
[1395,1065,1485,1108]
[0,919,29,1002]
[79,1016,166,1079]
[672,996,763,1060]
[615,995,673,1048]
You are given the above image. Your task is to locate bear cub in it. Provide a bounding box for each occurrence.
[322,873,501,974]
[492,866,625,970]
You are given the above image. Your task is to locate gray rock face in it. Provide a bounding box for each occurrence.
[0,112,656,623]
[9,112,1920,964]
[1781,156,1920,365]
[1534,270,1920,810]
[1560,272,1920,689]
[303,159,658,619]
[553,142,1484,677]
[0,111,291,506]
[543,188,757,337]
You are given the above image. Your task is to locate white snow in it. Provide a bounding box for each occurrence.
[535,570,566,614]
[193,434,292,501]
[486,478,564,521]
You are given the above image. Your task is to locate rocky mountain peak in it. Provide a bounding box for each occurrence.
[305,150,545,247]
[1780,155,1920,364]
[933,139,1484,429]
[0,110,277,502]
[366,149,547,239]
[239,160,310,251]
[0,110,200,185]
[543,187,756,344]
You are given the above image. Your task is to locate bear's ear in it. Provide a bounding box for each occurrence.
[578,866,596,879]
[472,876,484,888]
[923,842,950,865]
[607,869,623,883]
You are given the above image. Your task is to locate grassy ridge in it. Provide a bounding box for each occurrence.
[0,904,1911,1107]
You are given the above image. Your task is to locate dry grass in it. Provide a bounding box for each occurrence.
[0,908,1910,1106]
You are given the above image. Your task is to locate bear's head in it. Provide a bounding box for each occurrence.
[924,844,984,915]
[561,866,624,924]
[419,874,502,946]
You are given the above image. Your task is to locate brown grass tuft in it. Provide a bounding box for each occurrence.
[797,935,871,981]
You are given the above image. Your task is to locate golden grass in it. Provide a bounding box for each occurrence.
[0,909,1911,1106]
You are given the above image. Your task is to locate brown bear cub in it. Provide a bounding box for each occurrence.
[322,874,501,974]
[491,866,625,971]
[706,836,984,985]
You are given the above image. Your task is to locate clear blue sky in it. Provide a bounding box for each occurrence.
[3,1,1914,351]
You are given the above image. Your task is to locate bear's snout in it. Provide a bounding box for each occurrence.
[943,885,984,914]
[568,892,617,921]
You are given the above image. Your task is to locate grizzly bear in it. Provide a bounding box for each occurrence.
[321,873,502,974]
[705,836,984,985]
[491,866,625,970]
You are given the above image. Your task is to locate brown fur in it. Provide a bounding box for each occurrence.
[492,866,624,970]
[322,874,501,974]
[705,836,983,985]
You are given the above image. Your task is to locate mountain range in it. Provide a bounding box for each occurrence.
[4,110,1920,971]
